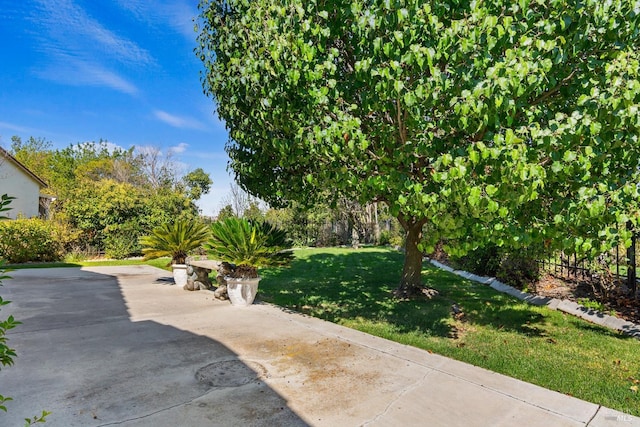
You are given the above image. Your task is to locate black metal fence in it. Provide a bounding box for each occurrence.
[539,234,638,294]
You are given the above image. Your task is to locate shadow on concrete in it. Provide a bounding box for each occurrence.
[1,267,307,426]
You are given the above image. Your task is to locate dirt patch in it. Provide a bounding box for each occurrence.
[256,337,382,412]
[532,274,640,325]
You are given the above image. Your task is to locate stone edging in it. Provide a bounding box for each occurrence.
[428,259,640,340]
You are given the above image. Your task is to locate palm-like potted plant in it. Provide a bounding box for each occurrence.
[207,217,293,306]
[139,218,210,287]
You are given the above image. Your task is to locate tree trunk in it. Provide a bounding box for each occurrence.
[373,202,380,245]
[394,216,437,298]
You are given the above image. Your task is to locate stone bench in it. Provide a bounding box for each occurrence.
[185,259,222,291]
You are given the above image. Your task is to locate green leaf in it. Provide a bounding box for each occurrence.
[562,151,577,162]
[469,187,481,207]
[486,184,498,196]
[469,149,479,164]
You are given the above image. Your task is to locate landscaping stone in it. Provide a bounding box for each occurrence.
[523,295,551,306]
[575,306,605,322]
[489,280,510,292]
[546,298,562,310]
[454,270,473,280]
[429,259,454,272]
[428,261,640,340]
[602,316,630,331]
[467,274,495,285]
[557,300,581,315]
[502,286,529,300]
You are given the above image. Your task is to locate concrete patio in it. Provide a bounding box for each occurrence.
[1,265,637,426]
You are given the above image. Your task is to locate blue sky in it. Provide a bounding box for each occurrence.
[0,0,232,216]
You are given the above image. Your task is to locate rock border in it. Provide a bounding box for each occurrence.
[428,259,640,340]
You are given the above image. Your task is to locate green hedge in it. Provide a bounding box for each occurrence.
[0,218,64,263]
[449,244,540,289]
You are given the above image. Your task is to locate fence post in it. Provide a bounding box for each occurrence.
[616,245,620,279]
[626,222,637,296]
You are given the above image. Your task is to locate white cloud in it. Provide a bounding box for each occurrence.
[35,57,138,95]
[154,110,204,130]
[0,121,36,134]
[33,0,154,67]
[115,0,198,41]
[169,142,189,154]
[27,0,152,93]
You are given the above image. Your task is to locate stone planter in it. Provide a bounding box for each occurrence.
[172,264,188,288]
[226,277,261,306]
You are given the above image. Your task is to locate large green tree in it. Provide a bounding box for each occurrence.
[197,0,640,295]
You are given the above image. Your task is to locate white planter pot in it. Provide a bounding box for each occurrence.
[172,264,188,288]
[226,277,261,306]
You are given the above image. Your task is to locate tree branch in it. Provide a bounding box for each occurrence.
[530,69,578,107]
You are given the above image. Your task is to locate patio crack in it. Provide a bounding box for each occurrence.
[361,369,436,426]
[94,389,220,426]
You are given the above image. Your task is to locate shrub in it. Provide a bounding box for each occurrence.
[446,242,541,289]
[103,222,143,259]
[104,232,139,259]
[389,234,405,248]
[63,248,88,263]
[379,230,391,245]
[450,244,502,277]
[496,253,540,289]
[0,218,63,263]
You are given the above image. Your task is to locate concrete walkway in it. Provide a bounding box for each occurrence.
[1,266,638,426]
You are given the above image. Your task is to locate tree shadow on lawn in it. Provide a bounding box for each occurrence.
[259,249,548,339]
[424,268,549,338]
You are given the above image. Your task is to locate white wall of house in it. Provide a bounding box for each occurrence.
[0,158,42,219]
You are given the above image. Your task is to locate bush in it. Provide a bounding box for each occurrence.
[104,232,140,259]
[496,253,540,289]
[447,243,541,289]
[389,234,405,248]
[379,230,405,248]
[450,244,502,277]
[63,248,89,263]
[379,230,391,245]
[0,219,63,263]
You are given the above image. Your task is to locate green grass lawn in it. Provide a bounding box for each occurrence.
[5,257,173,271]
[259,247,640,416]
